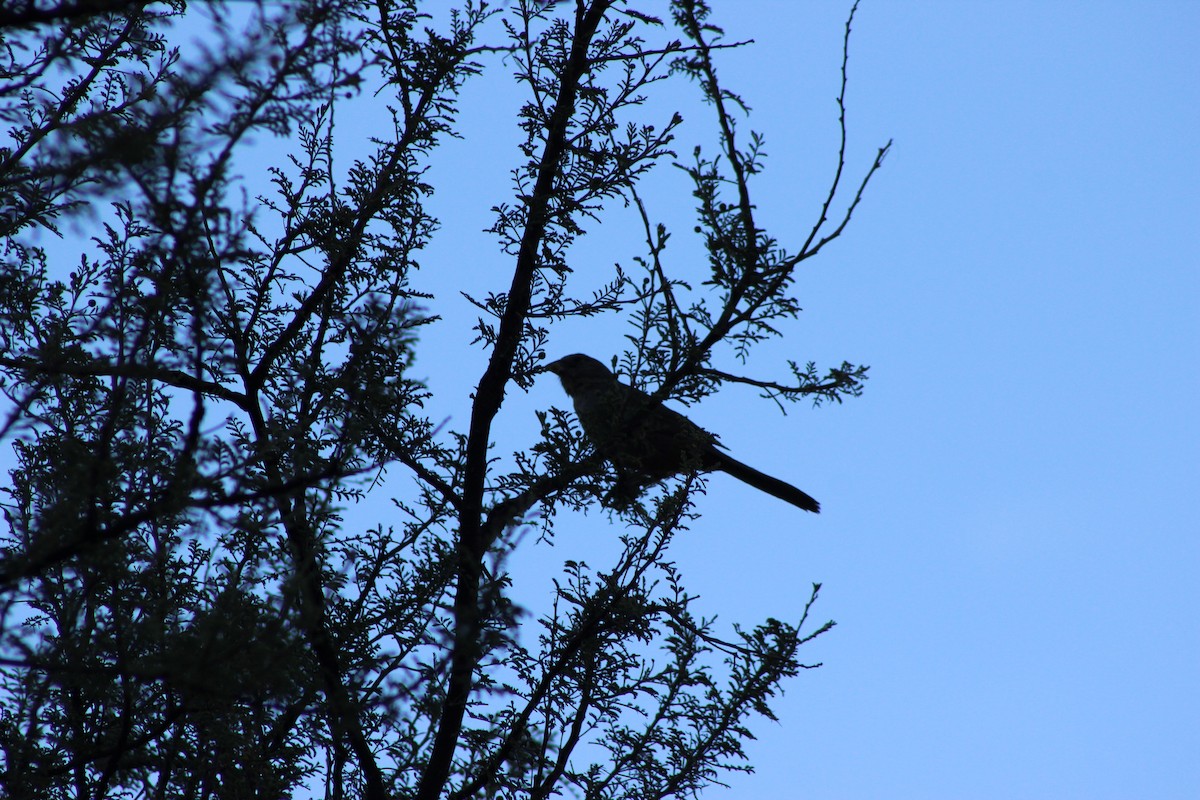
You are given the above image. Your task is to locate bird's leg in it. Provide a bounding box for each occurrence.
[604,465,646,509]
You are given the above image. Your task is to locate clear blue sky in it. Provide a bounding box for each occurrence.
[414,3,1196,798]
[363,2,1200,797]
[609,3,1198,798]
[12,2,1197,797]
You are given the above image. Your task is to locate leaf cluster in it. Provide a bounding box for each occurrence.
[0,2,884,799]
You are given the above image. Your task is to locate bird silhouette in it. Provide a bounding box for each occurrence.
[545,354,819,512]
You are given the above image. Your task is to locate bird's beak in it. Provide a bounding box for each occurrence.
[544,359,563,376]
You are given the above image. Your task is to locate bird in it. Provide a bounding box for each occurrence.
[544,353,820,512]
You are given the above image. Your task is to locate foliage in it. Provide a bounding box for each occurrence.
[0,1,886,798]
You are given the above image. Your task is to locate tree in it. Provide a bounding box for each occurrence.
[0,1,887,798]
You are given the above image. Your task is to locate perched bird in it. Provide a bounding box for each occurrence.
[545,353,820,512]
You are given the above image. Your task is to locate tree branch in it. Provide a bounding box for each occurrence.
[425,5,617,797]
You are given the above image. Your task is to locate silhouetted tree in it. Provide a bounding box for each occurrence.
[0,1,887,798]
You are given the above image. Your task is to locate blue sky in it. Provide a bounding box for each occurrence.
[352,2,1200,797]
[612,3,1199,798]
[425,2,1196,798]
[7,2,1197,797]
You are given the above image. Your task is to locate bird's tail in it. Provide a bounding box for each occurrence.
[714,453,821,513]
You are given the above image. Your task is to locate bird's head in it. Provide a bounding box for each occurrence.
[545,353,614,396]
